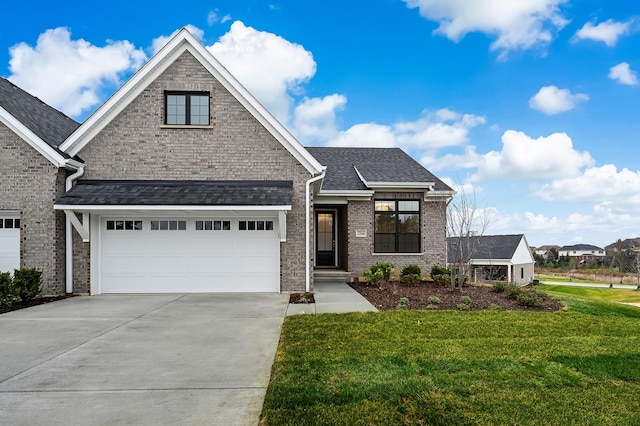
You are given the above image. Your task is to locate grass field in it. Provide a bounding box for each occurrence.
[537,273,612,284]
[261,297,640,425]
[539,284,640,304]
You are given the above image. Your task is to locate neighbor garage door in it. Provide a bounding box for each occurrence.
[0,214,20,273]
[99,217,279,293]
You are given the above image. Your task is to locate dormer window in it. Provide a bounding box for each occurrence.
[165,91,210,125]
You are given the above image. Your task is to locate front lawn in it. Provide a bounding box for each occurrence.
[539,284,640,304]
[261,298,640,425]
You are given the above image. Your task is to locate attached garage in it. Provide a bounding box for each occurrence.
[0,213,20,273]
[55,180,292,294]
[98,216,280,293]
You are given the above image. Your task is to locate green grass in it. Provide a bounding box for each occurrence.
[536,273,613,284]
[539,284,640,304]
[261,298,640,425]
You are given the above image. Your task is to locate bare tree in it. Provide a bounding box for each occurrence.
[446,183,492,289]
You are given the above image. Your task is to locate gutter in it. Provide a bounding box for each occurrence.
[64,164,85,294]
[305,169,326,293]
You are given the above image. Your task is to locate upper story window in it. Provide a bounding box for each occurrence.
[165,92,210,125]
[374,200,420,253]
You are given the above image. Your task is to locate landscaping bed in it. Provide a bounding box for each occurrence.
[0,294,74,315]
[349,281,564,311]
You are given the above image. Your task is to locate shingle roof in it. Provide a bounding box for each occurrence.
[55,180,293,206]
[447,234,525,262]
[305,147,452,192]
[0,77,79,148]
[559,244,604,251]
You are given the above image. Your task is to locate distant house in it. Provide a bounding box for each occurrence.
[558,244,605,266]
[447,234,535,284]
[534,245,560,258]
[605,238,640,254]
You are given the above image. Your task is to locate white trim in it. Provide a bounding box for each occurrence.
[0,106,70,168]
[372,252,424,256]
[317,190,375,197]
[54,204,292,212]
[315,209,339,267]
[65,210,90,242]
[278,210,287,242]
[352,165,435,190]
[60,28,323,175]
[305,171,326,292]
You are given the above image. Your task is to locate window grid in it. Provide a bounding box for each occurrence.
[0,218,20,229]
[106,220,143,231]
[150,220,187,231]
[239,220,274,231]
[165,92,210,125]
[195,220,231,231]
[374,200,420,253]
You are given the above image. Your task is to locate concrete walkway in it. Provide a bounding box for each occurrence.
[286,281,377,315]
[0,294,288,426]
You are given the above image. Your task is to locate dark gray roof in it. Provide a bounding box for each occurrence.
[447,234,525,262]
[305,147,452,192]
[55,180,293,206]
[0,77,79,148]
[559,244,604,251]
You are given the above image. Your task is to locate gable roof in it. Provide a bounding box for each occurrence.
[54,180,293,209]
[59,28,323,176]
[447,234,525,262]
[0,77,80,167]
[306,147,453,193]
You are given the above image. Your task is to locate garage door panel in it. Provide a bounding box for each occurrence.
[100,217,280,293]
[0,216,20,273]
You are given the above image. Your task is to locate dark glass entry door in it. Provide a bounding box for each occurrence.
[316,212,336,266]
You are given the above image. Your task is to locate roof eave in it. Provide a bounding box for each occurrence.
[53,204,293,212]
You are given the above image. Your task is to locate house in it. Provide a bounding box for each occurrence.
[0,28,453,295]
[533,244,560,259]
[604,237,640,254]
[558,244,605,266]
[447,234,535,284]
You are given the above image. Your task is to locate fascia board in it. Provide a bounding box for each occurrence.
[0,106,68,167]
[317,190,375,197]
[60,29,324,176]
[53,204,292,212]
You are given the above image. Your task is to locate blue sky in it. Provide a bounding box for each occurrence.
[2,0,639,248]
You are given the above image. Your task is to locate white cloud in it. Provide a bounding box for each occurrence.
[475,130,594,180]
[528,85,589,115]
[150,25,205,54]
[327,108,485,151]
[573,19,633,47]
[207,21,316,124]
[208,10,232,26]
[609,62,638,86]
[402,0,569,58]
[7,27,146,118]
[533,164,640,205]
[293,94,347,143]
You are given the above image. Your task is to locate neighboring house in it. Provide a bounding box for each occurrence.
[447,234,535,284]
[605,237,640,254]
[534,244,560,258]
[558,244,605,266]
[0,29,453,295]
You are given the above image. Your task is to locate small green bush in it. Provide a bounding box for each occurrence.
[371,262,394,281]
[504,284,522,300]
[425,304,439,310]
[396,297,409,310]
[516,287,546,307]
[427,296,441,305]
[401,264,422,276]
[459,295,472,305]
[491,282,508,293]
[488,303,502,310]
[457,303,470,311]
[13,268,42,301]
[432,274,451,287]
[363,268,385,286]
[401,274,421,286]
[430,265,451,277]
[0,272,19,308]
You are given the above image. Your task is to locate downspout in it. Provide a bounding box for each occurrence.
[305,169,326,293]
[65,165,85,294]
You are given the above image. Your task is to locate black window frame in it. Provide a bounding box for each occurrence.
[374,199,421,253]
[164,91,210,126]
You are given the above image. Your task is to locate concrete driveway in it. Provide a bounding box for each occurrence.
[0,293,289,425]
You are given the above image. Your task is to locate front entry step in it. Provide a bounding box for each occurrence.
[314,270,351,284]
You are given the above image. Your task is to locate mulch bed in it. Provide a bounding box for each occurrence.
[349,281,564,311]
[0,295,75,315]
[289,292,316,304]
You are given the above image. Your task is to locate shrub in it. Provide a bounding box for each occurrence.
[457,303,470,311]
[491,282,508,293]
[401,274,421,286]
[488,303,502,311]
[427,296,441,305]
[401,264,421,276]
[504,284,522,300]
[425,304,439,310]
[516,287,546,308]
[396,297,409,310]
[432,274,451,287]
[13,268,42,301]
[371,262,394,281]
[430,265,451,277]
[363,268,385,286]
[459,296,472,305]
[0,272,19,308]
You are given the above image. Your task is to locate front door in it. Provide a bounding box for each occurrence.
[316,211,336,267]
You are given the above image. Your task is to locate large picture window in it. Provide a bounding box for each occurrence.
[374,200,420,253]
[165,92,210,125]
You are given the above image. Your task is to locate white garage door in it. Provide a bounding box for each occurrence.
[0,215,20,274]
[99,217,280,293]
